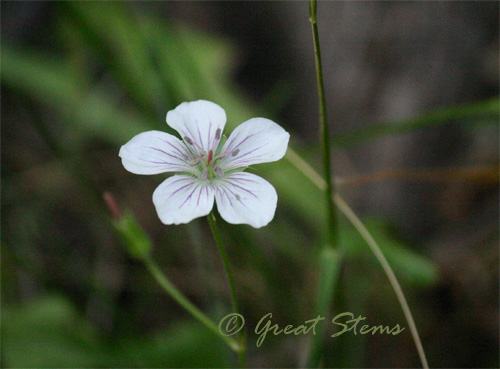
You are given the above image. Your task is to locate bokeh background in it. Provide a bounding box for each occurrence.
[2,1,498,367]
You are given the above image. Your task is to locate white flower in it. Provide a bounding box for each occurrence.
[119,100,290,228]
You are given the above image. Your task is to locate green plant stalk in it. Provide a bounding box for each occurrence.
[307,1,342,366]
[208,212,247,368]
[286,150,430,368]
[333,194,429,369]
[142,254,240,352]
[306,248,343,367]
[108,201,244,361]
[309,0,338,248]
[208,213,239,314]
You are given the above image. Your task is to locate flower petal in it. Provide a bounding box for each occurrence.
[218,118,289,171]
[214,172,277,228]
[119,131,195,175]
[166,100,226,155]
[153,175,215,225]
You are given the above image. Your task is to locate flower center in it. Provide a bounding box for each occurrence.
[184,129,239,181]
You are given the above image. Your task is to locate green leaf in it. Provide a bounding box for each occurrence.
[61,1,168,118]
[2,45,153,148]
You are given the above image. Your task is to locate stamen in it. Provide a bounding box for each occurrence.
[201,168,208,180]
[188,157,201,166]
[185,136,206,156]
[214,148,239,161]
[208,150,213,164]
[214,164,224,178]
[210,128,222,154]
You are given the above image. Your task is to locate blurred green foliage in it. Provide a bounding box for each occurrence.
[3,295,229,367]
[1,2,498,368]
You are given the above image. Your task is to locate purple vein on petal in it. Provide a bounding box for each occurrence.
[145,162,185,171]
[168,178,195,199]
[207,121,212,150]
[225,129,245,151]
[147,146,184,162]
[170,176,195,186]
[215,184,233,207]
[224,144,267,168]
[223,129,242,152]
[226,180,258,198]
[230,133,256,152]
[219,133,258,168]
[197,184,211,206]
[183,123,199,153]
[179,183,200,209]
[233,144,266,160]
[217,182,252,212]
[163,140,190,159]
[197,186,203,206]
[226,174,258,184]
[197,124,203,150]
[143,159,184,169]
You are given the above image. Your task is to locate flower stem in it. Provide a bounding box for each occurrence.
[310,0,338,248]
[333,194,429,369]
[306,248,343,368]
[208,212,247,368]
[284,148,430,368]
[141,254,239,351]
[307,1,342,366]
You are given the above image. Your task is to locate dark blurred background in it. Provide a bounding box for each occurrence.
[2,1,498,368]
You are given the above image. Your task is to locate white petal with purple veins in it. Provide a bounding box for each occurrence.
[166,100,226,155]
[218,118,290,171]
[214,172,277,228]
[119,131,195,175]
[153,175,215,225]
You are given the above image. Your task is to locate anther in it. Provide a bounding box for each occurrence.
[232,148,240,156]
[215,128,221,140]
[184,136,194,145]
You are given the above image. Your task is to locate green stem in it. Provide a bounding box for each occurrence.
[310,0,338,248]
[142,254,239,352]
[307,1,342,366]
[333,194,429,369]
[285,148,430,368]
[207,212,247,368]
[208,213,239,314]
[306,248,343,368]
